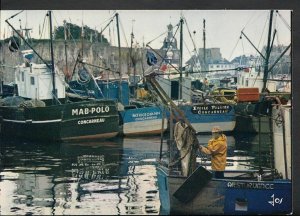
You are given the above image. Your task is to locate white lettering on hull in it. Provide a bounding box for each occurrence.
[72,106,110,116]
[227,181,274,190]
[78,118,105,125]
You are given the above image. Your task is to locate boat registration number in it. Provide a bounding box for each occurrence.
[192,105,232,114]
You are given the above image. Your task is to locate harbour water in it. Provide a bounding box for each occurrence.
[0,133,273,215]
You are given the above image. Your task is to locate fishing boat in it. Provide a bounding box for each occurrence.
[145,71,291,215]
[69,76,167,136]
[157,165,291,215]
[66,12,167,136]
[233,10,291,134]
[0,11,119,141]
[97,78,168,136]
[154,59,236,134]
[120,102,167,136]
[147,19,236,134]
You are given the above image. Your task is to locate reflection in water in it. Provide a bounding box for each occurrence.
[0,133,273,215]
[0,138,160,215]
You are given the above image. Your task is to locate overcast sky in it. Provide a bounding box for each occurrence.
[0,10,291,62]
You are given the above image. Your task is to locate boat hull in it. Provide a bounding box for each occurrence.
[178,104,236,133]
[234,101,273,133]
[121,106,167,136]
[235,115,272,133]
[157,166,292,215]
[0,99,119,141]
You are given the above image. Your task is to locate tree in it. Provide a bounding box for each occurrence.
[54,22,109,44]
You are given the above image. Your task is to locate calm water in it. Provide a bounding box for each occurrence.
[0,133,273,215]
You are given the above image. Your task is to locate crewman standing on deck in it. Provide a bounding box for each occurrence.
[199,126,227,178]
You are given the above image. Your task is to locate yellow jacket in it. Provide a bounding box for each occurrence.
[201,134,227,171]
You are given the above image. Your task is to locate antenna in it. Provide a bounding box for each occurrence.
[131,19,135,35]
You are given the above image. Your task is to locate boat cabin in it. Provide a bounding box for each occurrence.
[15,50,65,100]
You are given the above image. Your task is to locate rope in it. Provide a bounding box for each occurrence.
[183,39,197,67]
[67,17,79,48]
[258,15,269,55]
[119,18,129,47]
[276,11,291,31]
[241,35,245,57]
[146,30,169,46]
[95,12,116,30]
[112,20,116,46]
[182,16,198,57]
[228,36,241,62]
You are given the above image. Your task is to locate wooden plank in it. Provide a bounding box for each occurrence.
[173,166,212,203]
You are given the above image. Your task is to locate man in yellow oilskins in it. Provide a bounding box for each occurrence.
[199,126,227,178]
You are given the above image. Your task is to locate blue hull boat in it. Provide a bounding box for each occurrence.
[178,103,236,133]
[120,105,167,136]
[156,76,236,133]
[68,78,167,136]
[157,165,291,215]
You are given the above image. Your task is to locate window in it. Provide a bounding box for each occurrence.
[30,77,35,85]
[21,72,24,81]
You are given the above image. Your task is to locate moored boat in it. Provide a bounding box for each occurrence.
[96,78,168,136]
[157,165,291,215]
[149,19,236,134]
[0,96,119,141]
[233,9,291,135]
[66,11,168,137]
[0,11,119,142]
[68,76,168,136]
[120,104,167,136]
[155,105,291,215]
[155,73,236,134]
[145,69,291,215]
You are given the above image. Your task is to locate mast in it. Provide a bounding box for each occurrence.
[81,20,84,57]
[116,13,122,103]
[63,20,69,81]
[130,31,135,92]
[241,10,288,93]
[179,18,184,100]
[48,11,57,103]
[203,19,206,72]
[130,19,137,94]
[262,10,274,92]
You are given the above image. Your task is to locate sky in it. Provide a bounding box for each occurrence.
[0,10,291,62]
